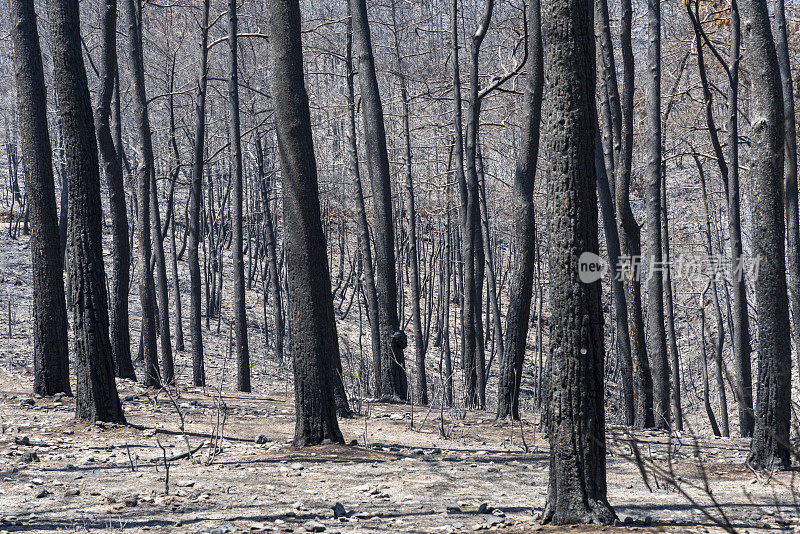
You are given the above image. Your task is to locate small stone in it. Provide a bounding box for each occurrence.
[447,505,462,514]
[623,516,633,525]
[303,520,326,532]
[176,480,195,488]
[63,429,74,435]
[31,478,44,485]
[255,435,268,445]
[35,489,49,498]
[477,503,492,514]
[21,399,35,407]
[332,502,347,519]
[65,489,80,496]
[290,462,304,470]
[412,448,424,455]
[124,496,138,507]
[22,452,39,463]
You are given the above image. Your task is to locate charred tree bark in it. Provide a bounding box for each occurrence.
[450,0,478,409]
[740,0,792,472]
[124,0,159,388]
[94,0,134,381]
[596,0,635,427]
[645,0,670,429]
[350,0,407,401]
[47,0,123,422]
[390,0,427,406]
[728,0,754,438]
[541,0,615,522]
[496,0,542,420]
[229,0,250,392]
[344,14,380,394]
[618,0,654,429]
[267,0,345,446]
[255,133,284,364]
[188,0,210,387]
[10,0,71,396]
[774,0,800,388]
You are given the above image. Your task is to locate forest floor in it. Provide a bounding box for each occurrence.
[2,235,800,533]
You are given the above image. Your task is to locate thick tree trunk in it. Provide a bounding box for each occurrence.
[229,0,250,393]
[350,0,407,402]
[266,0,345,446]
[739,0,792,472]
[47,0,123,422]
[496,0,542,420]
[10,0,71,396]
[541,0,615,522]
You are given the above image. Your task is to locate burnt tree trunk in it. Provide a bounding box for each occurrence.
[125,0,160,388]
[645,0,670,429]
[10,0,71,396]
[267,0,345,446]
[47,0,123,422]
[618,0,654,428]
[496,0,543,420]
[741,0,792,472]
[541,0,615,522]
[229,0,250,392]
[344,14,381,394]
[350,0,407,401]
[188,0,210,387]
[94,0,134,381]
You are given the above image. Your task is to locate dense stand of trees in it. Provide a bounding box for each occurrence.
[3,0,800,524]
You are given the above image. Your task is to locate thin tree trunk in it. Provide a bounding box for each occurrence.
[350,0,407,401]
[618,0,654,428]
[497,0,542,420]
[390,0,427,406]
[727,0,754,437]
[94,0,134,381]
[229,0,250,392]
[344,14,381,395]
[645,0,670,429]
[188,0,210,387]
[125,0,160,388]
[774,0,800,387]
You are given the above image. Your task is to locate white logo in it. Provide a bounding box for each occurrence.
[578,252,607,283]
